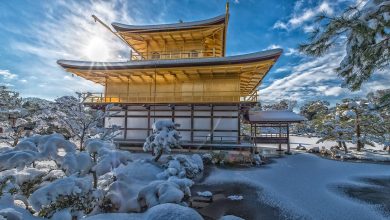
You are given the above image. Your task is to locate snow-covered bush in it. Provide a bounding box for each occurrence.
[29,176,100,218]
[138,177,193,209]
[157,154,203,179]
[54,93,120,151]
[143,120,181,161]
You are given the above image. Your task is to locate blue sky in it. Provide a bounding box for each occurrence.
[0,0,388,105]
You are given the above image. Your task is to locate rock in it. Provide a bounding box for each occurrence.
[191,201,209,208]
[212,193,226,201]
[320,147,332,156]
[296,144,306,150]
[330,146,340,151]
[308,147,320,153]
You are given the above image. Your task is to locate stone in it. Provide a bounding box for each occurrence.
[308,146,320,153]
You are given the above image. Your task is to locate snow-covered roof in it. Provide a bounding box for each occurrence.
[57,49,282,70]
[111,14,226,33]
[248,111,306,123]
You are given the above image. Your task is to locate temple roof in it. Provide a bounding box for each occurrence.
[57,49,281,70]
[248,110,306,123]
[57,49,282,95]
[112,14,226,33]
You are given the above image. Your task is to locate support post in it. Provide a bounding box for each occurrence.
[124,106,128,140]
[286,124,290,154]
[147,106,151,136]
[237,104,241,144]
[190,105,194,142]
[210,104,214,143]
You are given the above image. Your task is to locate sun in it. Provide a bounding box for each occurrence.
[83,37,110,61]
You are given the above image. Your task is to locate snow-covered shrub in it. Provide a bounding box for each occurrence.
[54,94,119,151]
[59,152,92,176]
[143,120,181,161]
[29,176,100,218]
[157,154,203,179]
[92,147,132,176]
[0,208,22,220]
[137,177,193,209]
[86,139,132,178]
[0,150,38,171]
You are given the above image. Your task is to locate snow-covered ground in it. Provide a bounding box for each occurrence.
[204,152,390,220]
[262,135,384,150]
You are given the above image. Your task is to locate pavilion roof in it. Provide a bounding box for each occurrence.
[57,49,281,96]
[57,49,281,70]
[248,110,306,123]
[111,14,227,33]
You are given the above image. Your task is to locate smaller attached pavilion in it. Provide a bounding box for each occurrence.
[245,111,306,153]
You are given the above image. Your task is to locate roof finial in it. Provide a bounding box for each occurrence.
[226,1,230,15]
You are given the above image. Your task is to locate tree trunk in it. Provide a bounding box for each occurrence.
[92,153,97,188]
[154,149,163,162]
[92,171,97,189]
[342,142,348,154]
[355,112,362,151]
[80,133,84,151]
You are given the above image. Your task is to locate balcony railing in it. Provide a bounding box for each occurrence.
[130,49,217,61]
[82,91,258,104]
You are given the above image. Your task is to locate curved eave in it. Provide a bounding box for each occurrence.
[57,49,282,71]
[112,14,226,33]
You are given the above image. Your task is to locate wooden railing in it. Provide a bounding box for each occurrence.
[130,49,217,61]
[82,91,258,104]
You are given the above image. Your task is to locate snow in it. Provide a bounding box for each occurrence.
[60,152,92,175]
[219,215,245,220]
[227,195,243,201]
[0,208,22,220]
[157,154,204,179]
[143,120,181,156]
[203,153,390,219]
[248,110,306,122]
[29,176,93,211]
[51,209,72,220]
[197,191,213,197]
[84,203,203,220]
[92,147,132,176]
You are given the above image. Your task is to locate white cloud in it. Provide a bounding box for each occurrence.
[0,70,17,80]
[7,0,144,99]
[284,48,300,56]
[273,1,333,31]
[264,44,282,50]
[275,67,290,73]
[303,25,315,33]
[260,45,390,105]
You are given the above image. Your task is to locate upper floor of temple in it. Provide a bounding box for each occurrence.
[113,14,228,61]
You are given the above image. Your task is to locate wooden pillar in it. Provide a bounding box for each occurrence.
[287,123,290,154]
[124,106,128,140]
[237,104,241,144]
[190,104,194,142]
[147,106,151,136]
[278,123,282,151]
[171,105,175,122]
[210,104,214,142]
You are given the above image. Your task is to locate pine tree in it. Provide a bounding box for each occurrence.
[299,0,390,91]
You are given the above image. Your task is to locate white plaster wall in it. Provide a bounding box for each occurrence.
[127,118,148,129]
[175,118,191,129]
[126,130,148,140]
[180,131,191,141]
[213,118,238,130]
[214,111,238,117]
[105,117,125,128]
[127,111,148,116]
[194,118,211,130]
